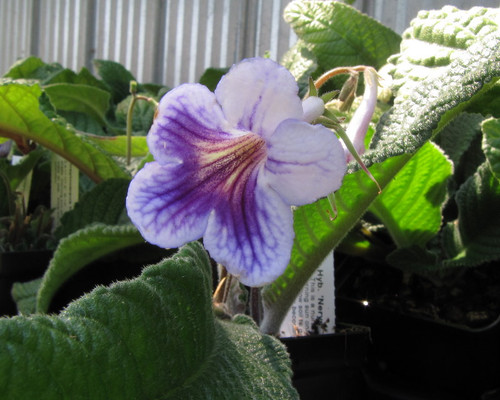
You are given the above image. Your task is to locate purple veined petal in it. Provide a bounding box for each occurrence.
[126,162,215,248]
[128,125,268,250]
[215,58,304,139]
[203,171,294,287]
[263,119,347,206]
[148,83,234,165]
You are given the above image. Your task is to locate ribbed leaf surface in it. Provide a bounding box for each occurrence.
[1,242,298,399]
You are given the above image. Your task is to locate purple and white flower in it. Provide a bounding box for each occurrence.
[126,58,346,286]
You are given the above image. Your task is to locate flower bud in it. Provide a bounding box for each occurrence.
[302,96,325,123]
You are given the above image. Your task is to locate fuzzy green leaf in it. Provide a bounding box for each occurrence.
[442,163,500,267]
[0,242,298,400]
[482,117,500,180]
[93,59,136,104]
[55,178,130,239]
[367,14,500,167]
[11,278,42,315]
[434,113,484,166]
[36,224,143,313]
[284,0,401,73]
[387,6,500,100]
[386,246,440,272]
[0,82,128,183]
[115,95,155,135]
[43,67,109,90]
[369,142,452,248]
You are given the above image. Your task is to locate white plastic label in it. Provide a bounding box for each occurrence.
[279,252,335,337]
[51,154,79,226]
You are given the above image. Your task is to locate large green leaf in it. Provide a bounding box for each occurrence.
[0,83,128,183]
[434,113,484,166]
[36,224,143,313]
[283,0,401,73]
[442,163,500,267]
[0,242,298,400]
[482,117,500,180]
[367,13,500,167]
[386,6,500,100]
[369,142,452,248]
[84,134,148,157]
[261,6,500,334]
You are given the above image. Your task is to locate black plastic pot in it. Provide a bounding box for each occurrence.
[337,297,500,399]
[281,324,371,400]
[0,250,53,316]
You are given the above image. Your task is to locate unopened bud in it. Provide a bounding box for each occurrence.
[302,96,325,123]
[338,72,359,112]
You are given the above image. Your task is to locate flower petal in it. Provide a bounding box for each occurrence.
[264,119,346,206]
[126,162,214,248]
[215,58,304,139]
[147,83,233,165]
[344,67,378,162]
[203,172,294,287]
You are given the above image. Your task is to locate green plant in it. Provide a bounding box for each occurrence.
[0,2,499,399]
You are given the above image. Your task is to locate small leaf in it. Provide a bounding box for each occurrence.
[115,95,155,134]
[55,178,131,239]
[36,224,143,313]
[0,242,298,400]
[482,117,500,180]
[11,278,42,315]
[93,59,136,104]
[0,148,45,191]
[58,110,106,135]
[386,246,440,272]
[3,56,63,81]
[442,163,500,267]
[369,142,452,248]
[43,67,109,91]
[44,83,111,127]
[199,67,229,92]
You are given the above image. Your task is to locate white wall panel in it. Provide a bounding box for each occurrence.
[1,0,499,86]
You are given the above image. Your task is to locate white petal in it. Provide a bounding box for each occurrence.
[302,96,324,123]
[215,58,304,139]
[264,119,346,206]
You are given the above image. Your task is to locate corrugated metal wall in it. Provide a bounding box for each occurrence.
[1,0,499,86]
